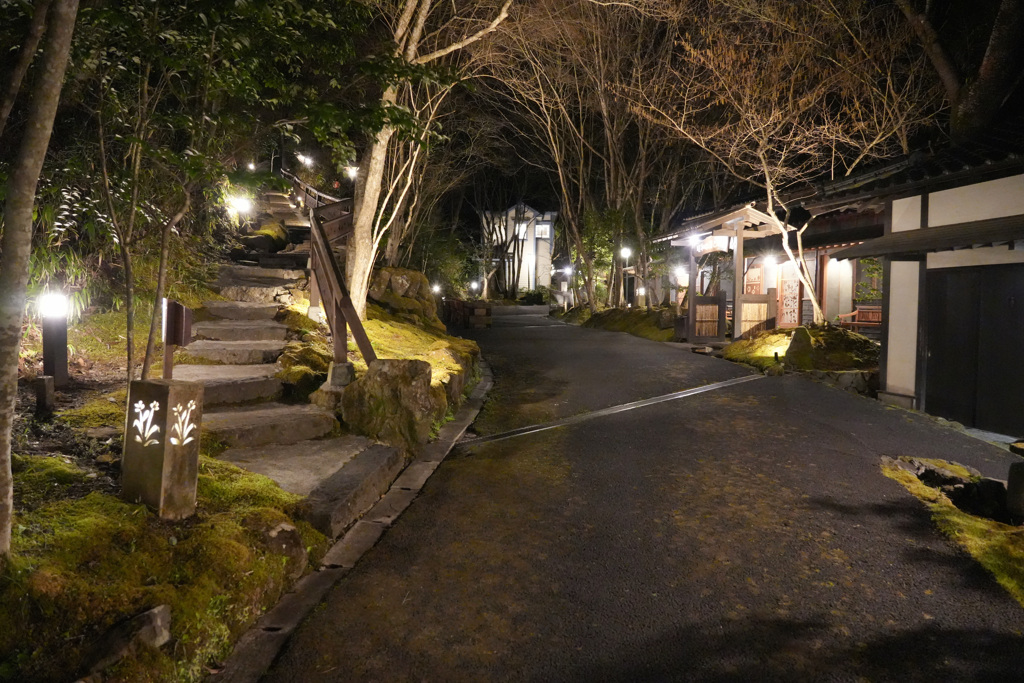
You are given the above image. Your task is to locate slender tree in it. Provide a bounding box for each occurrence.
[0,0,79,565]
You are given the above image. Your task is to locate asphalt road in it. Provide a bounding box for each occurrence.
[264,314,1024,682]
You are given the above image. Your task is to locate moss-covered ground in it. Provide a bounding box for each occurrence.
[1,435,328,683]
[578,307,674,343]
[882,459,1024,610]
[723,325,879,372]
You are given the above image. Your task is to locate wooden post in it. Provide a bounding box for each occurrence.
[687,246,698,343]
[733,225,744,340]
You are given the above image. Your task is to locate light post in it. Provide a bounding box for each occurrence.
[620,246,632,307]
[38,292,69,388]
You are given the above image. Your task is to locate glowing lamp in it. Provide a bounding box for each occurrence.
[227,196,252,214]
[620,247,632,260]
[637,287,647,296]
[38,292,69,388]
[674,267,688,283]
[345,165,359,180]
[431,284,441,294]
[297,153,313,167]
[564,266,574,276]
[470,281,479,292]
[763,255,777,266]
[689,234,701,247]
[247,162,256,171]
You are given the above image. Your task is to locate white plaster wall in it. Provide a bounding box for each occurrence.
[927,245,1024,269]
[826,258,854,316]
[885,261,920,397]
[928,174,1024,226]
[891,196,921,232]
[536,238,552,288]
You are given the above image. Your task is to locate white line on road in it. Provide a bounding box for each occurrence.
[458,373,764,447]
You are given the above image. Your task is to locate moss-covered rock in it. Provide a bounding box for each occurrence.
[341,359,445,451]
[367,267,443,330]
[724,325,878,373]
[785,326,815,371]
[276,339,332,400]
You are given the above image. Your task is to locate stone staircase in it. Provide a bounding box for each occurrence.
[173,187,403,538]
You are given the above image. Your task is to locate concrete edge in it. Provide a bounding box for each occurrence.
[207,358,494,683]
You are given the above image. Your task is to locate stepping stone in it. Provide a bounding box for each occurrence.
[174,364,282,407]
[204,403,337,448]
[193,319,288,342]
[220,434,374,496]
[264,191,291,200]
[258,252,309,270]
[203,301,278,320]
[185,339,286,365]
[283,217,310,227]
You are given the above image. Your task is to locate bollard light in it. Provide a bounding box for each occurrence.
[247,162,256,171]
[297,153,314,167]
[38,292,69,388]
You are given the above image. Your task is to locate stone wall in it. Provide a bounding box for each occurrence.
[368,267,444,332]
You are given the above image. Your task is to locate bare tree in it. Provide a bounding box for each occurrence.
[348,0,513,319]
[0,0,78,564]
[0,0,53,140]
[634,0,936,322]
[896,0,1024,138]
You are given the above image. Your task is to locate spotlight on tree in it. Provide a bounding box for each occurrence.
[38,292,69,388]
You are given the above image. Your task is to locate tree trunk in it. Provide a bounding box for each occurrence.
[141,192,191,379]
[0,0,53,140]
[0,0,78,565]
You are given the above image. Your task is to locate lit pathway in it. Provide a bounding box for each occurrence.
[264,314,1024,681]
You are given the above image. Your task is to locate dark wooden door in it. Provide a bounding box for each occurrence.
[926,264,1024,436]
[975,264,1024,435]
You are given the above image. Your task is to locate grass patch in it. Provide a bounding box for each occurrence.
[580,307,674,343]
[552,305,594,325]
[882,460,1024,609]
[0,450,328,683]
[723,325,879,372]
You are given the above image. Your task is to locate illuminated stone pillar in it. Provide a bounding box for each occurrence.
[122,380,204,520]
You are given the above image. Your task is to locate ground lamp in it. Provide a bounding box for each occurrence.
[39,292,69,388]
[247,162,256,171]
[620,247,632,307]
[123,298,202,520]
[431,284,441,294]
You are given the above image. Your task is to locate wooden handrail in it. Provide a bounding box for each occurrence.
[280,168,377,366]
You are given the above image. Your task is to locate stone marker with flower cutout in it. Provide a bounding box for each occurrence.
[121,379,204,519]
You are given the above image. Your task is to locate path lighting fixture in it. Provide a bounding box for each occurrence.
[431,284,441,294]
[345,165,359,181]
[38,292,69,388]
[247,162,256,171]
[470,281,479,292]
[227,195,252,215]
[564,266,574,276]
[620,246,632,260]
[297,153,314,167]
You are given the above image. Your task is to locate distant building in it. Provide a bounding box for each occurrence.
[481,204,557,292]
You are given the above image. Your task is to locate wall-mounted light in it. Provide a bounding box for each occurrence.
[689,234,701,247]
[38,292,69,388]
[763,255,777,266]
[674,267,688,283]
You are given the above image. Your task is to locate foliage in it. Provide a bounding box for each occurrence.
[854,258,884,303]
[580,307,674,343]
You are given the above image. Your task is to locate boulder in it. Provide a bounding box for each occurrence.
[238,234,278,254]
[390,271,413,297]
[1007,461,1024,520]
[264,522,308,580]
[88,605,171,674]
[785,326,815,371]
[342,359,446,450]
[657,309,676,330]
[1010,441,1024,457]
[368,269,391,301]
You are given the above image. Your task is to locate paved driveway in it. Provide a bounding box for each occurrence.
[265,315,1024,681]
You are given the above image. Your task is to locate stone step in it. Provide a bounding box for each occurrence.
[185,339,286,365]
[285,225,311,243]
[203,301,279,320]
[283,217,310,228]
[264,191,291,200]
[204,403,337,448]
[193,319,288,342]
[173,364,282,407]
[210,278,296,304]
[258,252,309,270]
[218,264,306,281]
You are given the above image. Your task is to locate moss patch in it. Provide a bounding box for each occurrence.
[882,460,1024,610]
[552,305,594,325]
[0,451,328,683]
[724,325,879,372]
[580,307,674,343]
[252,221,288,249]
[58,390,127,430]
